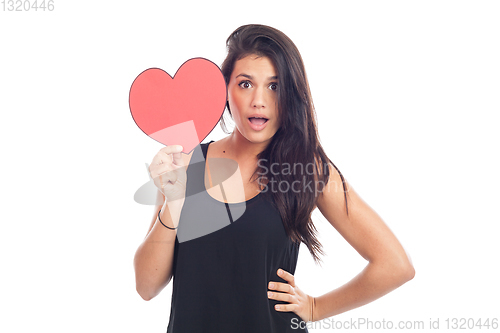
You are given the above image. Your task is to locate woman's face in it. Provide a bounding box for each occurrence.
[227,54,280,145]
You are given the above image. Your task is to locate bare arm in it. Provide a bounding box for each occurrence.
[133,145,190,301]
[133,191,184,300]
[313,164,415,321]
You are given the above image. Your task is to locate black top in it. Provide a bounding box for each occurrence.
[166,141,308,333]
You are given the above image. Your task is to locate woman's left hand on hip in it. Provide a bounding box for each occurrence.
[268,268,315,322]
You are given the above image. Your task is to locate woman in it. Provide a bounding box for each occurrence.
[134,24,415,332]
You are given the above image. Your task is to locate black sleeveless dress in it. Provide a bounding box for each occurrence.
[166,141,309,333]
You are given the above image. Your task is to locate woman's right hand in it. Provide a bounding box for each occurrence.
[148,145,187,203]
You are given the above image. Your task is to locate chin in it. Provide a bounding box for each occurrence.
[234,126,277,144]
[246,133,275,144]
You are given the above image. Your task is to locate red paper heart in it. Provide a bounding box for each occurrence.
[129,58,227,153]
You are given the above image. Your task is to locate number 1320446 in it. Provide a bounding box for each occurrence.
[2,0,54,11]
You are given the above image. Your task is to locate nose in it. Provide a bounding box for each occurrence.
[251,86,266,109]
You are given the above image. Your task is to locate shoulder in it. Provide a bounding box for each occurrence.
[314,161,350,213]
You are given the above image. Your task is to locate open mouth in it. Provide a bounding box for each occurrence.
[248,117,269,125]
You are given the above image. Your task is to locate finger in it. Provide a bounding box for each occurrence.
[156,146,184,169]
[159,145,183,157]
[274,303,297,312]
[277,268,295,287]
[172,148,184,167]
[159,170,177,186]
[151,154,167,168]
[269,281,295,295]
[149,161,168,179]
[268,290,295,303]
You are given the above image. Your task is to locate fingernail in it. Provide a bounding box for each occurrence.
[278,269,283,276]
[269,282,275,288]
[275,305,280,310]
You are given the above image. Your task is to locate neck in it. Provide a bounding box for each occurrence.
[227,130,270,163]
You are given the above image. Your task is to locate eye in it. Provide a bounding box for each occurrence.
[238,80,252,89]
[269,82,278,91]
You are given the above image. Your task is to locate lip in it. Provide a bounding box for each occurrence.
[248,113,269,119]
[247,116,269,131]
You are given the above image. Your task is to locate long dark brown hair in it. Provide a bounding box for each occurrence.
[220,24,349,264]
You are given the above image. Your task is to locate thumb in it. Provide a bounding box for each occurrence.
[172,146,184,166]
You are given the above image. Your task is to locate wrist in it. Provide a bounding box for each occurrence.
[164,198,185,211]
[309,295,316,322]
[158,199,184,229]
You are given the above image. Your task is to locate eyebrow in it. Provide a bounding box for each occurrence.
[235,74,278,80]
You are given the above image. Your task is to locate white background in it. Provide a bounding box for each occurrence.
[1,1,499,332]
